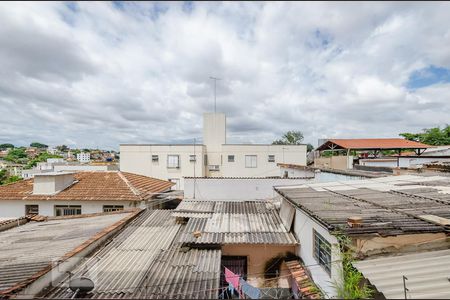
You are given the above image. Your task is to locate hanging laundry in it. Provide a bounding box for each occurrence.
[239,278,260,299]
[225,267,240,289]
[290,276,300,299]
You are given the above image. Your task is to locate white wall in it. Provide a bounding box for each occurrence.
[292,207,341,298]
[359,159,398,168]
[184,177,310,200]
[279,166,316,178]
[119,144,206,189]
[54,164,118,172]
[399,156,450,168]
[0,200,139,218]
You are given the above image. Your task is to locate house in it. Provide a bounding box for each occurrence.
[0,171,174,218]
[0,210,140,298]
[76,152,90,163]
[275,175,450,298]
[120,113,307,189]
[314,138,430,170]
[0,162,24,177]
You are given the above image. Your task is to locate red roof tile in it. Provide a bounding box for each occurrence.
[317,138,430,151]
[0,171,174,202]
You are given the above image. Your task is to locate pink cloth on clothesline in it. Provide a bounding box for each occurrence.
[225,267,240,289]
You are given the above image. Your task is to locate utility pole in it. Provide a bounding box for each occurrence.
[209,76,221,113]
[193,138,196,199]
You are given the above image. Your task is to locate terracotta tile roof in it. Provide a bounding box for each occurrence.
[0,171,174,202]
[317,138,430,151]
[285,260,322,299]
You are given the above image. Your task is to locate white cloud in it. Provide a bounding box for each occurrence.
[0,1,449,149]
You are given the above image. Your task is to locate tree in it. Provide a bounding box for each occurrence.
[0,170,21,185]
[0,169,7,184]
[5,148,27,162]
[25,152,63,169]
[400,125,450,146]
[307,143,314,152]
[272,131,304,145]
[56,145,69,152]
[0,143,14,150]
[30,142,48,149]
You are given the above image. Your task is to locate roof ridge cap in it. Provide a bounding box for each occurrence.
[117,172,141,197]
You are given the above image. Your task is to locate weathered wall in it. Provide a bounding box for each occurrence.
[314,156,353,170]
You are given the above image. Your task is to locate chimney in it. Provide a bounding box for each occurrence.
[347,216,363,228]
[33,172,75,195]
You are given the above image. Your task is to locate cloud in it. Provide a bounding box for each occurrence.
[0,1,449,149]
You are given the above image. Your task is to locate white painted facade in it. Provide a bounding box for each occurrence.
[184,177,311,201]
[77,152,91,163]
[292,206,342,298]
[278,165,316,178]
[0,199,140,219]
[359,156,450,168]
[120,113,307,189]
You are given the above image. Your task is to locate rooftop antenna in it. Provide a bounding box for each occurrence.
[209,76,221,113]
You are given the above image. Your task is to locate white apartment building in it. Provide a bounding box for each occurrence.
[77,152,90,163]
[120,113,307,189]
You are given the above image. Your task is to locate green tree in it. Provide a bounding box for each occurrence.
[4,175,21,184]
[5,148,27,162]
[56,145,69,152]
[307,143,314,152]
[0,143,14,150]
[0,170,21,185]
[400,125,450,146]
[272,131,304,145]
[30,142,48,149]
[0,169,7,184]
[25,152,63,169]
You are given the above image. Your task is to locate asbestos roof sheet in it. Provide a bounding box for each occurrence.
[0,171,174,202]
[0,212,134,295]
[45,210,222,299]
[354,249,450,299]
[276,175,450,236]
[317,138,430,151]
[178,200,298,245]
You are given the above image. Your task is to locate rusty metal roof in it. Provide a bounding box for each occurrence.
[0,171,174,201]
[316,138,430,151]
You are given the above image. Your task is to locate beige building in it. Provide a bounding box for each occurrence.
[120,113,307,189]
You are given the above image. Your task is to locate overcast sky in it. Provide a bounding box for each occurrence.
[1,2,450,150]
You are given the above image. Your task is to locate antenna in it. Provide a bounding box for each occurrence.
[193,138,196,199]
[209,76,221,113]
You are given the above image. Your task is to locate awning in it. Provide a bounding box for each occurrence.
[353,249,450,299]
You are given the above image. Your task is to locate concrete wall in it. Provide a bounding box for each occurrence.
[54,164,118,172]
[203,113,226,168]
[221,244,296,288]
[292,207,341,298]
[184,177,311,200]
[0,200,139,218]
[120,145,206,189]
[314,156,353,170]
[359,159,398,168]
[279,166,316,178]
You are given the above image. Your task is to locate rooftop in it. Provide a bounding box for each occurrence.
[316,138,430,151]
[276,175,450,236]
[0,211,138,297]
[0,171,174,202]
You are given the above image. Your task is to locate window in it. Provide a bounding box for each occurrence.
[103,205,124,212]
[54,205,82,217]
[167,155,180,168]
[25,205,39,215]
[245,155,257,168]
[268,155,275,162]
[189,155,196,162]
[152,155,159,162]
[228,155,235,162]
[313,229,332,275]
[204,154,208,166]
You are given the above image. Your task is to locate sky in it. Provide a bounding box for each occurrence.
[1,1,450,150]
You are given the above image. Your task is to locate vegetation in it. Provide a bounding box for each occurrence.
[56,144,69,151]
[273,131,305,145]
[0,143,14,150]
[400,125,450,146]
[333,233,374,299]
[4,148,27,163]
[30,142,48,149]
[0,170,21,185]
[25,152,63,169]
[307,143,314,152]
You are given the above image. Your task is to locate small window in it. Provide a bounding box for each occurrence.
[189,155,196,162]
[313,229,332,275]
[167,155,180,168]
[245,155,257,168]
[228,155,235,162]
[54,205,82,217]
[103,205,124,212]
[25,205,39,215]
[204,154,208,166]
[152,155,159,162]
[268,155,275,162]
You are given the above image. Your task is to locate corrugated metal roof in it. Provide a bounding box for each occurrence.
[178,200,297,245]
[354,249,450,299]
[45,210,222,299]
[316,138,430,151]
[0,212,133,294]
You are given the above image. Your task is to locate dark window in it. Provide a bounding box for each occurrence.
[313,229,332,275]
[204,154,208,166]
[103,205,124,212]
[25,205,39,215]
[190,155,196,162]
[221,256,247,293]
[152,155,159,162]
[54,205,82,216]
[268,155,275,162]
[228,155,235,162]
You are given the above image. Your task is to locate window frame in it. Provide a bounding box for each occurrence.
[245,155,257,168]
[103,205,124,212]
[189,155,196,162]
[268,155,275,162]
[167,155,180,169]
[152,155,159,162]
[228,155,235,162]
[54,205,82,217]
[312,229,332,275]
